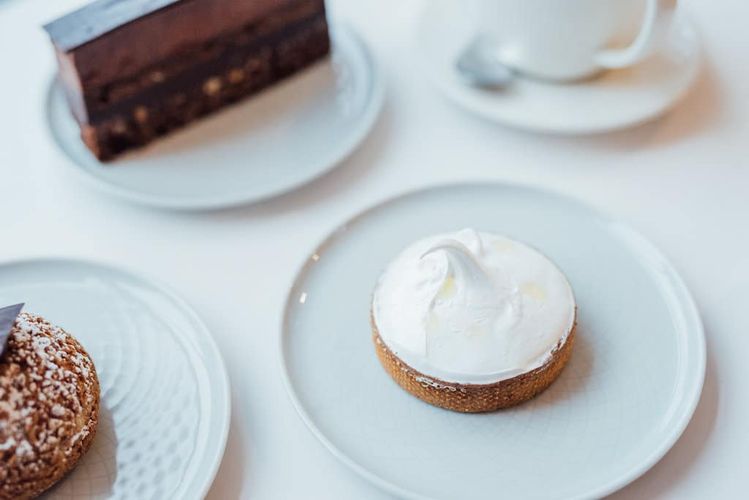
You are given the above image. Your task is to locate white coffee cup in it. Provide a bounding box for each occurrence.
[474,0,676,81]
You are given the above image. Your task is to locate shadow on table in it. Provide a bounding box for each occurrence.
[437,53,723,156]
[204,409,250,500]
[560,55,723,152]
[606,326,719,499]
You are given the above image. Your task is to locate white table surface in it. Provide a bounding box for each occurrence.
[1,0,747,498]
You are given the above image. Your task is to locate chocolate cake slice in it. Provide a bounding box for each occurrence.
[44,0,331,161]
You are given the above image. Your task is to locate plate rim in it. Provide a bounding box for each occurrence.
[414,0,701,135]
[0,256,232,500]
[45,24,385,211]
[278,182,706,500]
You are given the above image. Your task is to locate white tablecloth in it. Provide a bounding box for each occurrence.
[1,0,746,498]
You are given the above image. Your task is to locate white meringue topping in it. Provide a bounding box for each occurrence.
[372,229,575,384]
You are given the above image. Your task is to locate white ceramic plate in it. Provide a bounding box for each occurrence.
[46,26,383,210]
[0,259,230,500]
[281,184,705,500]
[416,0,700,134]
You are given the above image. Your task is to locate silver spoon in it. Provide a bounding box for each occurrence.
[456,37,515,90]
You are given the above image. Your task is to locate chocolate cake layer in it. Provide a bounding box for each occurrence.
[80,14,329,160]
[45,0,295,88]
[83,1,326,121]
[44,0,330,161]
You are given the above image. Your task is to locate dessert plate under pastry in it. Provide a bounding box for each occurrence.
[415,0,700,134]
[46,26,383,210]
[280,183,705,499]
[0,258,230,499]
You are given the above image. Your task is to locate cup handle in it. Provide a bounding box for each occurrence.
[595,0,676,68]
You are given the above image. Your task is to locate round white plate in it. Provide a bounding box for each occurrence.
[0,259,230,500]
[47,26,383,210]
[281,184,705,500]
[416,0,700,134]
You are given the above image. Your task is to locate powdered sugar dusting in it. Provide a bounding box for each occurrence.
[0,312,99,496]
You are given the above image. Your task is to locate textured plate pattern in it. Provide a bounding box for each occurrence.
[0,260,230,500]
[281,184,705,500]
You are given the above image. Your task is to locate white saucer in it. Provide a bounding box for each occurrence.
[46,26,383,210]
[0,259,230,499]
[280,184,705,500]
[416,1,700,134]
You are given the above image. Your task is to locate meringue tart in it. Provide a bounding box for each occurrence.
[371,229,576,413]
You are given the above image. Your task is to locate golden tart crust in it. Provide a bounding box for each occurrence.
[371,311,575,413]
